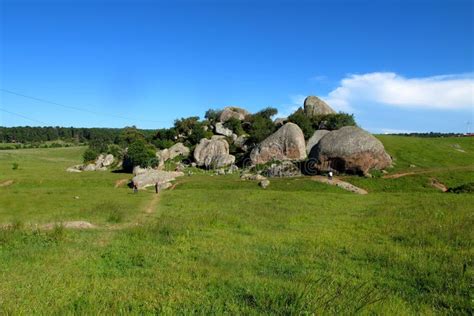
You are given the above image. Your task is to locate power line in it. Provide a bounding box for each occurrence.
[0,108,48,125]
[0,88,170,124]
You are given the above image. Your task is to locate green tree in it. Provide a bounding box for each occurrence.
[288,108,314,139]
[122,140,156,172]
[83,148,98,163]
[119,126,145,147]
[224,117,245,136]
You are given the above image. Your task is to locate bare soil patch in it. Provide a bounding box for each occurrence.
[0,180,14,187]
[311,176,368,194]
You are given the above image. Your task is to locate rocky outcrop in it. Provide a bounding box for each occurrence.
[234,134,248,151]
[262,161,301,178]
[215,122,233,137]
[132,169,184,189]
[250,123,306,165]
[156,143,190,163]
[219,106,249,122]
[304,96,335,116]
[309,126,392,175]
[67,154,114,172]
[306,130,330,155]
[194,138,235,169]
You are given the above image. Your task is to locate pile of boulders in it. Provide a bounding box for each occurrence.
[66,154,115,172]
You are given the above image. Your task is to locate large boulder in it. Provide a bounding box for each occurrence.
[219,106,249,123]
[309,126,392,175]
[156,142,189,162]
[250,123,306,165]
[215,122,233,137]
[306,130,330,155]
[304,96,335,116]
[102,154,115,167]
[194,138,235,169]
[132,170,184,189]
[262,161,302,178]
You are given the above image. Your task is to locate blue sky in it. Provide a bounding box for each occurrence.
[1,0,473,133]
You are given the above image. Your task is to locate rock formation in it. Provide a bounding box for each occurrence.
[308,126,392,175]
[250,123,306,165]
[132,169,184,189]
[306,130,330,155]
[219,106,249,122]
[193,138,235,168]
[304,96,335,116]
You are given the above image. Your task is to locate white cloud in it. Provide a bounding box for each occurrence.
[323,72,474,112]
[276,94,305,118]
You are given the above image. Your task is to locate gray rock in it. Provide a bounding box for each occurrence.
[241,173,267,181]
[193,138,235,169]
[133,166,150,176]
[259,179,270,188]
[234,135,248,151]
[216,168,226,175]
[156,142,190,163]
[262,161,301,178]
[132,170,184,189]
[219,106,249,122]
[215,122,233,137]
[304,96,335,116]
[309,126,392,175]
[250,123,307,165]
[83,164,96,171]
[227,164,239,174]
[306,130,330,155]
[66,165,82,173]
[103,154,115,167]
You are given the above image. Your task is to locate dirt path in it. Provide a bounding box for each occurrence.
[0,180,14,187]
[114,178,129,188]
[383,165,474,179]
[144,193,160,214]
[311,176,368,195]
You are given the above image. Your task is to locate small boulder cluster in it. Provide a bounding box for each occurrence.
[67,154,115,172]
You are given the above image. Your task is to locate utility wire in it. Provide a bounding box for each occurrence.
[0,88,170,124]
[0,107,48,125]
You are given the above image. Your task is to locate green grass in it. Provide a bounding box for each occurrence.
[0,137,473,314]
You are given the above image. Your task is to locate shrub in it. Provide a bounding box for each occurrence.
[245,115,276,145]
[83,148,99,163]
[224,117,245,136]
[447,182,474,194]
[288,108,314,139]
[12,162,19,170]
[204,109,221,123]
[122,140,156,172]
[316,113,356,130]
[107,144,122,158]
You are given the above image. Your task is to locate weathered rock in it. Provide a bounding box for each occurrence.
[102,154,115,167]
[66,166,82,173]
[234,135,248,151]
[211,135,226,141]
[132,170,184,189]
[215,122,233,137]
[133,166,150,176]
[219,106,249,122]
[250,123,306,165]
[262,161,302,178]
[241,173,267,181]
[306,130,330,155]
[193,138,235,169]
[309,126,392,175]
[156,142,190,164]
[228,164,239,174]
[83,164,96,171]
[304,96,335,116]
[259,179,270,188]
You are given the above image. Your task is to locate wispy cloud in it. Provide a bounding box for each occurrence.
[323,72,474,112]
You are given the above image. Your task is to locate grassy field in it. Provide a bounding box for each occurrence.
[0,136,473,314]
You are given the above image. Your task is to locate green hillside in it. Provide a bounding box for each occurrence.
[0,136,472,314]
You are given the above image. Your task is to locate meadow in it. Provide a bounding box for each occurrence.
[0,136,473,314]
